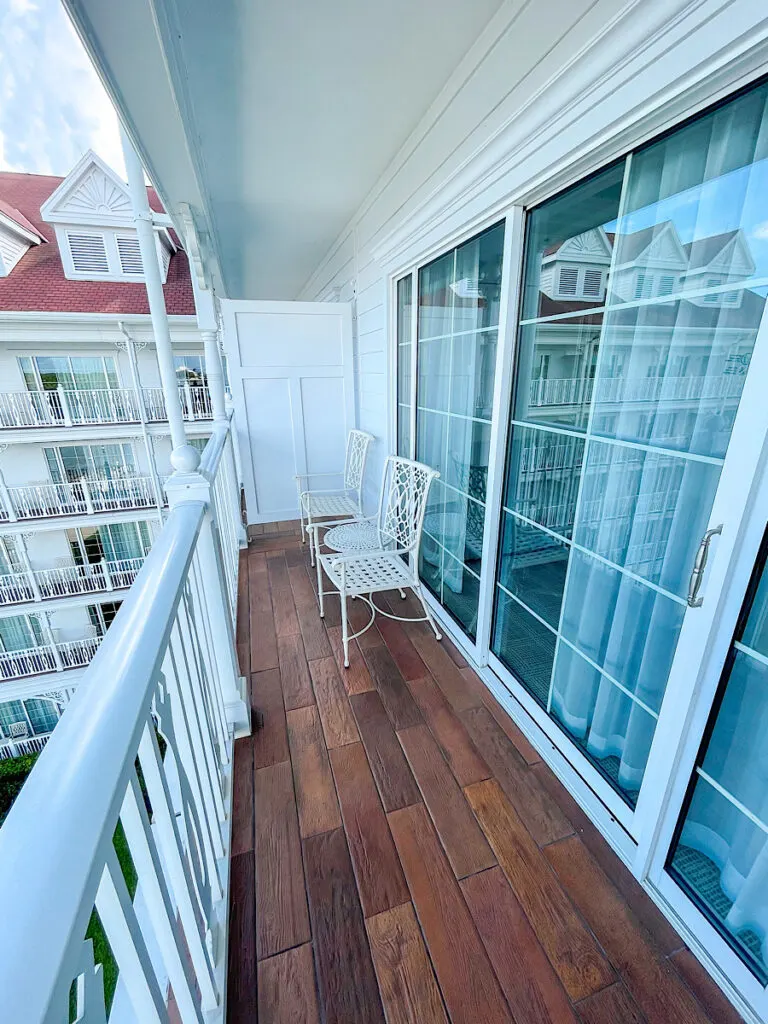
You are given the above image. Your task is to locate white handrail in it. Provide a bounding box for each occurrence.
[0,423,247,1022]
[7,476,157,520]
[0,559,146,606]
[0,387,216,428]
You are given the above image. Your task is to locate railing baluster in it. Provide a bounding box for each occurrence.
[94,841,168,1024]
[121,770,204,1024]
[172,601,227,831]
[163,629,226,882]
[188,553,229,765]
[137,718,219,1012]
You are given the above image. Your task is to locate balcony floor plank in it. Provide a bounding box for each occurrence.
[227,536,742,1024]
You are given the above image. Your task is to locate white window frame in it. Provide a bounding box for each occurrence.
[20,354,123,392]
[387,65,768,1023]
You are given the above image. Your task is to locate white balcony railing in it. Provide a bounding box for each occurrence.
[0,558,146,605]
[0,732,51,760]
[143,384,214,422]
[0,475,157,522]
[0,417,246,1024]
[0,385,216,428]
[527,373,745,408]
[0,635,104,680]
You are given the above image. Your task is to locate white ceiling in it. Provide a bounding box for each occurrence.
[65,0,505,300]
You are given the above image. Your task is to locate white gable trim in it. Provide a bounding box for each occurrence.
[613,221,689,273]
[0,210,43,247]
[41,150,133,228]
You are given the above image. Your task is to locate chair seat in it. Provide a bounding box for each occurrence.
[319,551,413,597]
[323,521,380,552]
[301,492,359,518]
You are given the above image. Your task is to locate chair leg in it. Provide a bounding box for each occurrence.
[340,585,350,667]
[307,517,316,566]
[414,583,441,641]
[316,543,325,619]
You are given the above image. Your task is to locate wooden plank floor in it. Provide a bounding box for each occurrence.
[228,523,743,1024]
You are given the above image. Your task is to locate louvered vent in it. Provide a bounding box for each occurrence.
[116,235,144,275]
[583,269,603,297]
[68,233,109,274]
[558,267,578,295]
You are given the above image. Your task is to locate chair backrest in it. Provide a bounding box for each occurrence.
[377,456,439,555]
[344,430,374,493]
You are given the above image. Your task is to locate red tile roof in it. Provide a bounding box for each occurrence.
[0,171,195,315]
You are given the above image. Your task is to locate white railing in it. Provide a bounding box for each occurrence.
[0,644,58,680]
[143,385,214,422]
[3,475,157,521]
[0,418,247,1023]
[0,732,51,760]
[0,558,145,606]
[528,373,745,408]
[0,385,216,428]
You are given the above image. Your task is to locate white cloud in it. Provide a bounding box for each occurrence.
[752,220,768,241]
[0,0,125,179]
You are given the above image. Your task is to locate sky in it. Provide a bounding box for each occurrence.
[0,0,125,179]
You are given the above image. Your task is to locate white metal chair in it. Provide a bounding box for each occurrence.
[315,456,442,667]
[296,429,374,565]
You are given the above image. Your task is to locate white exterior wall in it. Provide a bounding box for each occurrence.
[0,312,207,695]
[301,0,768,509]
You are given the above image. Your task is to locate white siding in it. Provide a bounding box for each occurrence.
[300,0,767,510]
[0,229,30,276]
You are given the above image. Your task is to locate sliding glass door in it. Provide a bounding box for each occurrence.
[491,79,768,818]
[668,531,768,986]
[412,222,504,638]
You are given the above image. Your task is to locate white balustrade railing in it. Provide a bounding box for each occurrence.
[143,385,214,422]
[0,385,216,428]
[4,475,157,521]
[527,373,745,408]
[0,418,247,1023]
[0,558,146,606]
[0,644,58,680]
[0,732,51,760]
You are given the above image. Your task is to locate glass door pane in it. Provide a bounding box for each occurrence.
[396,275,413,457]
[669,530,768,984]
[492,79,768,810]
[415,222,504,639]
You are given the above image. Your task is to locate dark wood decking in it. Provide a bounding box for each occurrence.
[228,523,742,1024]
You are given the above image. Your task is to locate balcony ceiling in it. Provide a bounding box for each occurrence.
[64,0,505,300]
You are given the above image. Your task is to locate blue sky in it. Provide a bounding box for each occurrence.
[0,0,125,178]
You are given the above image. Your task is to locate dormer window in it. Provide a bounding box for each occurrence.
[40,151,176,284]
[60,227,169,282]
[555,265,605,301]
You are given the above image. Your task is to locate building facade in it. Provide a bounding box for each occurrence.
[0,151,215,757]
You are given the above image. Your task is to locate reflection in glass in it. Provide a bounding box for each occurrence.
[416,221,505,638]
[497,512,567,629]
[574,440,721,596]
[493,590,556,707]
[503,426,585,539]
[493,79,768,807]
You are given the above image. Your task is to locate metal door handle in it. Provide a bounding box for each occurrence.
[687,524,722,608]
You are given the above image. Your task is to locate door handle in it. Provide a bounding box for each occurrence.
[687,524,723,608]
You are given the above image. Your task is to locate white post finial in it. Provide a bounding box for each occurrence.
[120,128,198,476]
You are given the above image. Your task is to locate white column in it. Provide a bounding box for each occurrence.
[15,534,42,603]
[202,330,227,423]
[118,331,164,512]
[36,612,63,672]
[0,445,17,522]
[121,129,197,475]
